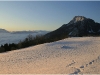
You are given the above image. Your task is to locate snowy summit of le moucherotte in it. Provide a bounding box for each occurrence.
[69,16,87,24]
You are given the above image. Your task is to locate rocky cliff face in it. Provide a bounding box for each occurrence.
[45,16,100,38]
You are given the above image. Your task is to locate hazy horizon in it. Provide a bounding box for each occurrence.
[0,1,100,31]
[0,28,51,32]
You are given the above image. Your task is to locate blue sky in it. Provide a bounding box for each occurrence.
[0,1,100,31]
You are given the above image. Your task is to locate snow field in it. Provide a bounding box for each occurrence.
[0,37,100,74]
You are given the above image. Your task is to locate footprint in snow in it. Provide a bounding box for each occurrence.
[66,60,75,67]
[98,56,100,59]
[80,65,84,68]
[71,68,81,74]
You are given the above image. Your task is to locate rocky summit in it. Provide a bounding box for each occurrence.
[69,16,87,24]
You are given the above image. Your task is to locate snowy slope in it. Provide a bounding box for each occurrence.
[0,37,100,74]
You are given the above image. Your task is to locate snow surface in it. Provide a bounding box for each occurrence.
[0,31,48,45]
[0,37,100,74]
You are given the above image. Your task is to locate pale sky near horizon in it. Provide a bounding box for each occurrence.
[0,1,100,31]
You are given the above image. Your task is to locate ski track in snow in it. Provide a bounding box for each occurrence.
[0,37,100,74]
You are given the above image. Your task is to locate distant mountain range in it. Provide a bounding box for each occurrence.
[0,29,9,33]
[0,29,50,34]
[1,16,100,38]
[11,30,49,34]
[45,16,100,38]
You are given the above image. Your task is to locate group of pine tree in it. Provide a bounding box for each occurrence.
[0,34,68,53]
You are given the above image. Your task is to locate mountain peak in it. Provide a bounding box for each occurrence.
[73,16,86,21]
[69,16,87,24]
[45,16,100,37]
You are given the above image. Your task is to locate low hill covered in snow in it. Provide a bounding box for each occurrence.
[0,37,100,74]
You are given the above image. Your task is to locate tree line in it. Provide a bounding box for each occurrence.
[0,34,68,53]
